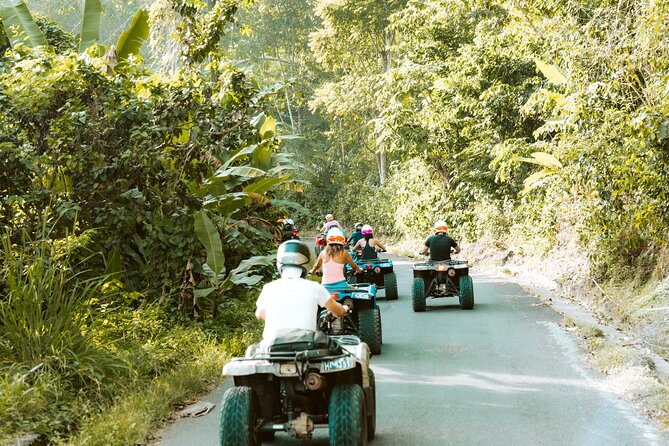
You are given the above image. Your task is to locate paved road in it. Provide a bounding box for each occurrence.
[158,253,669,446]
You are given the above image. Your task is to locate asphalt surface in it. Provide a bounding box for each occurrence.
[158,253,669,446]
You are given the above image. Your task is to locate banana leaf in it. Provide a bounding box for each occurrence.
[534,58,567,85]
[116,8,149,63]
[194,210,226,284]
[0,0,47,47]
[79,0,101,51]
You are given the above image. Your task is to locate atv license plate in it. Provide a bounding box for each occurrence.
[353,292,371,299]
[321,357,353,372]
[380,263,392,267]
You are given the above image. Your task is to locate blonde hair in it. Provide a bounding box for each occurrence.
[324,244,344,262]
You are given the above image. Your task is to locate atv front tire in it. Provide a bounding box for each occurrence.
[412,277,426,312]
[329,384,368,446]
[366,369,376,440]
[219,386,260,446]
[459,275,474,309]
[358,308,382,355]
[384,272,398,300]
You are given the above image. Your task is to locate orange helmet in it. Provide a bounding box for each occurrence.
[433,221,448,233]
[326,227,346,245]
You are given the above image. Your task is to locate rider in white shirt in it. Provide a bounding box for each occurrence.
[255,240,349,343]
[319,213,341,234]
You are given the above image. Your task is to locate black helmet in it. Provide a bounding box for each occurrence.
[276,240,311,276]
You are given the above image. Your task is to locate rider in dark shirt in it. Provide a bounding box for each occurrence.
[420,221,461,261]
[352,225,386,260]
[346,222,364,247]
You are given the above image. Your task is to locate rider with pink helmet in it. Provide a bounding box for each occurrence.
[352,224,387,260]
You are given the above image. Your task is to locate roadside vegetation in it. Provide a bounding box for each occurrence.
[1,1,290,444]
[2,0,669,443]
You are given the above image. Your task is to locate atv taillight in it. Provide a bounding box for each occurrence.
[365,264,373,270]
[436,263,447,271]
[330,293,339,300]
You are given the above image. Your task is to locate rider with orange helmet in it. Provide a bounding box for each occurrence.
[310,227,362,290]
[420,221,461,261]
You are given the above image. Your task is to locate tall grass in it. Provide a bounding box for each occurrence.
[0,231,128,438]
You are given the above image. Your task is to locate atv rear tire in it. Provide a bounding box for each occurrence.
[259,429,275,442]
[358,308,382,355]
[459,275,474,309]
[412,277,426,312]
[384,272,398,300]
[329,384,367,446]
[366,369,376,440]
[219,386,259,446]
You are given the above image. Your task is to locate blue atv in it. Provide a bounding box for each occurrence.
[318,282,382,355]
[345,252,398,300]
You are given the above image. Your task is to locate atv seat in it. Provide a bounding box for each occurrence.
[268,329,342,355]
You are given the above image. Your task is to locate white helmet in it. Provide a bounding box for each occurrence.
[325,213,334,221]
[361,224,373,235]
[433,221,449,233]
[326,227,346,245]
[276,240,311,276]
[285,218,294,226]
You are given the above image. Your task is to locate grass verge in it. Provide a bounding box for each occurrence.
[561,317,669,430]
[64,341,225,446]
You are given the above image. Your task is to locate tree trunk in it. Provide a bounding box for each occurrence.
[374,30,393,186]
[376,150,387,185]
[276,48,295,133]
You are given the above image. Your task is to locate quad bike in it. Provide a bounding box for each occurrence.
[314,233,327,256]
[220,329,376,446]
[345,251,397,300]
[281,229,301,242]
[320,283,382,355]
[411,258,474,312]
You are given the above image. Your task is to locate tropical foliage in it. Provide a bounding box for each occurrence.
[3,0,669,443]
[0,1,295,442]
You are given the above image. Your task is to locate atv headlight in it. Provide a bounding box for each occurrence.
[279,363,298,375]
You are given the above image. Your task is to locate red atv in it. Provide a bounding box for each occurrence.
[314,233,326,256]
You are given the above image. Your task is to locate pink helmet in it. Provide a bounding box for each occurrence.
[361,224,373,235]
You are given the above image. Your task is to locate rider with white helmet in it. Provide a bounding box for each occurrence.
[420,221,461,260]
[352,224,387,260]
[319,213,341,234]
[310,227,362,290]
[255,240,349,343]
